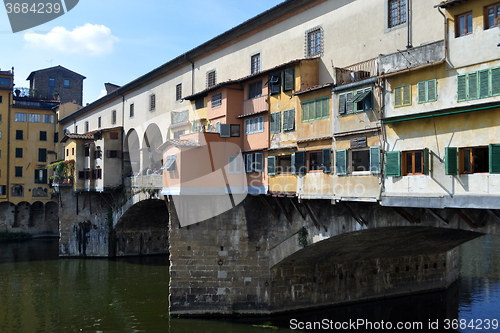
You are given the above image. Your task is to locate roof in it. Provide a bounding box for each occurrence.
[59,0,322,123]
[158,139,202,151]
[436,0,469,8]
[293,83,334,96]
[61,133,94,142]
[184,58,310,101]
[27,65,86,81]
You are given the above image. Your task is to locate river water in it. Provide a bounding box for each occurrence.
[0,235,499,332]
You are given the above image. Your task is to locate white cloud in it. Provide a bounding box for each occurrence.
[97,89,107,99]
[24,24,119,56]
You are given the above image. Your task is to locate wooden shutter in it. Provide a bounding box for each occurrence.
[468,72,478,100]
[370,146,381,174]
[457,74,467,101]
[220,124,230,137]
[309,101,316,120]
[322,149,331,173]
[423,148,430,175]
[335,149,347,175]
[302,102,309,122]
[267,156,276,176]
[245,154,253,173]
[283,68,294,91]
[394,86,402,107]
[489,144,500,174]
[385,151,401,177]
[271,112,281,134]
[338,93,346,115]
[427,79,437,102]
[255,153,264,172]
[445,147,458,175]
[321,98,329,118]
[270,72,281,95]
[346,92,354,113]
[291,154,296,175]
[34,170,39,183]
[417,82,427,103]
[479,69,490,98]
[284,109,295,132]
[492,67,500,96]
[402,85,411,106]
[295,151,306,174]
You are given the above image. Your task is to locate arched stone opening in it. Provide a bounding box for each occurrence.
[124,128,140,177]
[141,123,163,175]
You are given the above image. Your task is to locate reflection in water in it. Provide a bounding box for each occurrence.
[0,235,499,332]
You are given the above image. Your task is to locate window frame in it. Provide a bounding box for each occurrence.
[211,92,222,108]
[129,103,134,118]
[305,26,323,58]
[302,96,330,122]
[403,150,427,176]
[176,83,182,101]
[248,80,262,100]
[250,53,261,74]
[245,116,264,135]
[207,70,216,88]
[459,146,490,174]
[456,11,473,37]
[485,3,500,29]
[388,0,407,29]
[394,84,412,107]
[149,94,156,111]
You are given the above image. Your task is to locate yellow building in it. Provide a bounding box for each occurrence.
[0,69,13,200]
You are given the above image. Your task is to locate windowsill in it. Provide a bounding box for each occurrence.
[455,33,473,38]
[404,173,425,176]
[211,106,221,109]
[302,116,329,123]
[308,169,323,173]
[247,95,263,100]
[351,171,371,176]
[342,109,373,116]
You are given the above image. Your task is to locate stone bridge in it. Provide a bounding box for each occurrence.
[168,194,500,316]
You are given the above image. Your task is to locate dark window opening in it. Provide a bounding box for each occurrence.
[309,151,323,171]
[352,150,370,172]
[461,147,489,174]
[248,81,262,99]
[278,155,292,174]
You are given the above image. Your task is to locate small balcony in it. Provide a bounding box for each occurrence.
[335,58,378,87]
[242,95,267,116]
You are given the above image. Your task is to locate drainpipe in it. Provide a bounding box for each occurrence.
[437,6,448,61]
[407,0,412,48]
[184,54,195,95]
[378,76,386,196]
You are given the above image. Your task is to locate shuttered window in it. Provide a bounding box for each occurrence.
[34,169,48,184]
[385,151,401,177]
[254,153,264,172]
[220,124,230,138]
[322,149,332,173]
[370,146,381,174]
[489,144,500,174]
[245,154,253,173]
[339,87,372,115]
[403,149,429,175]
[270,72,281,95]
[335,149,347,175]
[267,156,276,176]
[417,79,437,103]
[270,112,281,134]
[445,147,458,175]
[302,97,329,122]
[283,68,295,92]
[295,151,306,174]
[457,66,500,102]
[394,84,411,107]
[38,148,47,163]
[283,109,295,132]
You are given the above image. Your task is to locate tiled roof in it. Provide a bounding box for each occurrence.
[61,133,94,142]
[296,136,332,144]
[436,0,469,8]
[293,83,334,95]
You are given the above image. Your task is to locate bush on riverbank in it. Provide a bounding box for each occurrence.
[0,231,33,241]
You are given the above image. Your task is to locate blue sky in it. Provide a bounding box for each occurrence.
[1,0,284,104]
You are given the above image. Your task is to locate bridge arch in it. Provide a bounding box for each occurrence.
[124,128,140,176]
[142,123,163,175]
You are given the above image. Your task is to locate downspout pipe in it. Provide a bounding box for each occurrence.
[407,0,412,48]
[436,5,448,61]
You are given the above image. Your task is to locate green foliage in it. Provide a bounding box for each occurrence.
[298,227,308,248]
[47,160,75,180]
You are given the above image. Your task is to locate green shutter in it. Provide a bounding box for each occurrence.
[335,149,347,176]
[282,111,288,132]
[427,79,437,102]
[302,102,309,122]
[270,72,281,95]
[457,74,467,102]
[283,68,294,91]
[445,147,458,175]
[403,85,411,106]
[339,93,346,115]
[270,112,281,134]
[468,72,478,100]
[322,149,331,173]
[267,156,276,176]
[417,81,426,103]
[394,86,402,107]
[287,109,295,131]
[295,151,306,174]
[491,67,500,96]
[370,146,381,174]
[43,169,48,184]
[321,98,329,118]
[489,144,500,174]
[291,154,295,175]
[346,92,354,113]
[34,170,39,183]
[310,101,317,120]
[385,151,401,177]
[479,69,490,99]
[423,148,430,175]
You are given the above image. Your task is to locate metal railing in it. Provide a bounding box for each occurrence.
[335,58,378,86]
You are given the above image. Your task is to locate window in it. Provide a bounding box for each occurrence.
[456,12,473,37]
[338,147,381,175]
[15,148,22,158]
[248,81,262,99]
[270,72,281,95]
[85,121,89,133]
[0,96,2,103]
[394,84,412,107]
[417,79,437,103]
[245,116,264,135]
[309,151,323,171]
[15,166,22,177]
[92,169,102,179]
[402,149,429,175]
[207,70,216,88]
[176,83,182,101]
[129,103,134,118]
[211,93,222,108]
[11,184,23,197]
[34,169,48,184]
[446,145,500,175]
[72,147,74,155]
[150,94,156,111]
[245,153,264,173]
[339,88,373,115]
[277,155,293,174]
[457,67,500,102]
[220,123,230,137]
[16,130,23,140]
[0,132,2,139]
[112,110,117,125]
[0,78,10,86]
[39,148,47,163]
[162,154,176,172]
[29,114,41,123]
[460,147,489,174]
[486,3,500,29]
[283,68,295,92]
[388,0,407,28]
[40,131,47,141]
[195,98,204,109]
[352,149,370,172]
[306,27,323,57]
[54,132,58,143]
[283,109,295,132]
[230,124,240,137]
[251,53,261,74]
[98,117,101,128]
[0,185,6,195]
[15,113,27,122]
[64,79,70,88]
[302,97,329,122]
[228,156,242,174]
[270,112,281,134]
[49,78,55,87]
[75,126,78,134]
[42,114,54,123]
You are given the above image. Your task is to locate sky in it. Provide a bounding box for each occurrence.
[0,0,285,105]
